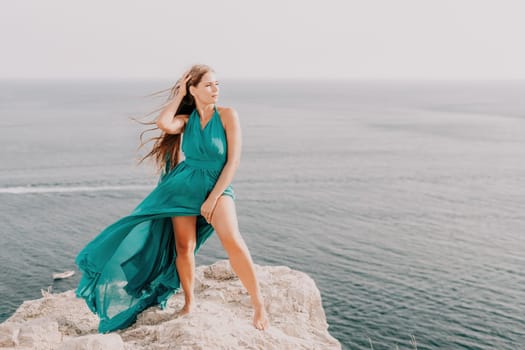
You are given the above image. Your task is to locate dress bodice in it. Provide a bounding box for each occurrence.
[181,105,227,170]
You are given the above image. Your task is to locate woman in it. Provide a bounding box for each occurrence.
[75,64,270,333]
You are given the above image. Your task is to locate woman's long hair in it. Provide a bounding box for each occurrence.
[133,64,214,175]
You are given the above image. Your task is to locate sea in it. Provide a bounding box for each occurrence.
[0,78,524,350]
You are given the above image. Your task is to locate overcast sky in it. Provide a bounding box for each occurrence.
[1,0,524,80]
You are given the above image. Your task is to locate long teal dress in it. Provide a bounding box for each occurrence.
[75,105,234,333]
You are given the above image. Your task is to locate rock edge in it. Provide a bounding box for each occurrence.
[0,260,342,350]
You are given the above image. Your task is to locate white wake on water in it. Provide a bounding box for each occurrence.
[0,184,154,194]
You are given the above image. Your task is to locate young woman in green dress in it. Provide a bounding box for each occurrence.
[75,64,269,332]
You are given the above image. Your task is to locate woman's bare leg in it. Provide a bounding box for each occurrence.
[210,196,270,330]
[171,216,197,315]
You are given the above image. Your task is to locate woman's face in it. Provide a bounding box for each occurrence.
[190,71,219,104]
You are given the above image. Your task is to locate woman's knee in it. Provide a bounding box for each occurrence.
[222,233,247,255]
[172,216,197,256]
[175,240,196,256]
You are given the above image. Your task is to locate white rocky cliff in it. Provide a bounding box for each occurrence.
[0,260,342,349]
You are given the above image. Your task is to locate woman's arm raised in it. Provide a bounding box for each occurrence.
[157,70,192,134]
[156,92,189,134]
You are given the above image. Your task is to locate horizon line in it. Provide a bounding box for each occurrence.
[2,76,525,82]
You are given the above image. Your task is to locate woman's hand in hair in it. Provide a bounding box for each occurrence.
[174,69,192,97]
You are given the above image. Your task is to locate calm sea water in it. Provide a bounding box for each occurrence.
[0,79,524,349]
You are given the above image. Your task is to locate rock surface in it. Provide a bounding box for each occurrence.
[0,260,341,349]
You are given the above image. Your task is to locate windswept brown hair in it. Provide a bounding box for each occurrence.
[133,64,215,175]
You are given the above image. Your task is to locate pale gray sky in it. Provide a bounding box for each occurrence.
[1,0,525,80]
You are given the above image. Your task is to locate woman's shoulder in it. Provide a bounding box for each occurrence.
[217,106,240,125]
[217,106,238,117]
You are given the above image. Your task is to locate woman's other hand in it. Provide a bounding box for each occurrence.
[200,196,218,223]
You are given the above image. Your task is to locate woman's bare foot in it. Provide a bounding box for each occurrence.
[253,304,270,330]
[178,302,194,316]
[176,297,195,317]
